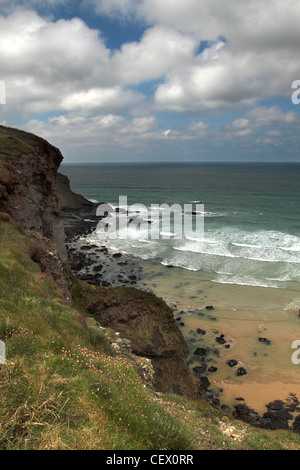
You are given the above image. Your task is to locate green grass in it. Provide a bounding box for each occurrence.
[1,215,300,450]
[0,216,195,450]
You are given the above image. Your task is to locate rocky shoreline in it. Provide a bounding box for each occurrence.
[1,124,300,433]
[59,201,300,431]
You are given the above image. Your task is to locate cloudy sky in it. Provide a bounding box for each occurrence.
[0,0,300,162]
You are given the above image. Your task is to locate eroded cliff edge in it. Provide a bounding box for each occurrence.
[0,124,198,399]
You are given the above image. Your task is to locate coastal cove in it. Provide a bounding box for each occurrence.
[61,162,300,422]
[2,0,300,451]
[1,124,300,447]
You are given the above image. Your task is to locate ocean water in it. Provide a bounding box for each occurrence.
[61,163,300,290]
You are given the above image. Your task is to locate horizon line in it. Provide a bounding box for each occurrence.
[60,160,300,165]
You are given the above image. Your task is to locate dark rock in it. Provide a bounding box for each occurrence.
[226,359,238,367]
[88,287,198,399]
[266,400,284,411]
[236,367,247,376]
[198,376,211,392]
[93,265,103,272]
[292,415,300,433]
[221,404,231,413]
[233,404,261,426]
[196,328,206,335]
[192,364,207,376]
[206,306,214,310]
[260,409,293,430]
[258,337,272,346]
[216,334,226,345]
[211,398,220,407]
[194,347,208,357]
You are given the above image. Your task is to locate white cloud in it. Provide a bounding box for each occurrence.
[90,0,300,112]
[111,25,197,85]
[0,2,299,160]
[0,10,150,118]
[246,106,299,127]
[91,0,300,51]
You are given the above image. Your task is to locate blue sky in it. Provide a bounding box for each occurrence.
[0,0,300,163]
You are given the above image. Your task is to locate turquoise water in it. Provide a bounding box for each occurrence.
[61,163,300,290]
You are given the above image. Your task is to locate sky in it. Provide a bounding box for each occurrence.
[0,0,300,163]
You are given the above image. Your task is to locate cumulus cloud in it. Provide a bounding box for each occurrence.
[111,25,197,85]
[220,106,299,146]
[0,9,148,118]
[0,1,299,160]
[90,0,300,50]
[91,0,300,112]
[22,113,165,158]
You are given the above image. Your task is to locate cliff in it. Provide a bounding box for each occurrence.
[0,125,67,260]
[0,124,198,399]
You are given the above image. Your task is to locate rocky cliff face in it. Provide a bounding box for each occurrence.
[85,286,198,398]
[0,125,67,260]
[0,124,198,399]
[56,173,99,241]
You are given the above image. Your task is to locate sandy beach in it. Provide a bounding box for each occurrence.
[139,262,300,414]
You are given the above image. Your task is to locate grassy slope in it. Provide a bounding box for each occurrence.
[1,215,300,450]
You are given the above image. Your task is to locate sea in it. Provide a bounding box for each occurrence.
[61,163,300,292]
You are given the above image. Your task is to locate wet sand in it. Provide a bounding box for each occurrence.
[139,262,300,414]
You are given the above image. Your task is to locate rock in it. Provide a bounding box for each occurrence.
[221,404,231,413]
[292,415,300,433]
[88,287,198,399]
[266,400,284,411]
[194,347,208,357]
[192,364,207,376]
[196,328,206,335]
[211,398,220,407]
[0,126,68,261]
[226,359,238,367]
[258,337,272,346]
[260,409,293,430]
[206,305,214,310]
[236,367,247,376]
[198,376,211,392]
[233,404,261,426]
[216,334,226,345]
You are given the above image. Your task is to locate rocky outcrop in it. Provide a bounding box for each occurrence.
[0,125,67,260]
[85,286,199,399]
[56,173,99,241]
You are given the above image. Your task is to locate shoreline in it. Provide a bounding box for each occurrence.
[66,231,300,422]
[139,261,300,414]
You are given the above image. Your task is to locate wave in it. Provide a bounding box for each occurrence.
[87,219,300,289]
[231,242,262,249]
[280,246,300,252]
[212,276,281,289]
